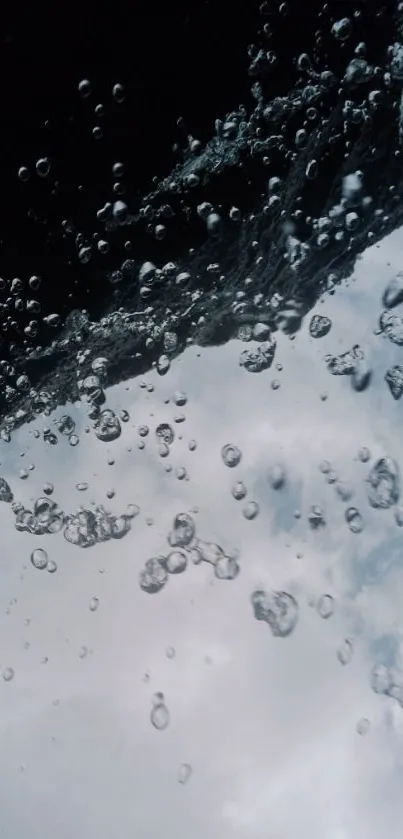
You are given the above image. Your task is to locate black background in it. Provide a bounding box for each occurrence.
[0,0,393,348]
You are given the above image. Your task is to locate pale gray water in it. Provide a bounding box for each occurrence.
[0,227,402,837]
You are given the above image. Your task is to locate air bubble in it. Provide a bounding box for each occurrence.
[221,444,242,468]
[164,551,188,575]
[36,157,51,177]
[243,501,259,520]
[345,507,363,533]
[89,596,99,612]
[317,594,334,619]
[112,83,125,102]
[151,701,170,730]
[2,667,14,682]
[251,589,298,637]
[30,548,48,570]
[232,481,247,500]
[367,457,399,509]
[178,763,192,784]
[356,718,370,736]
[78,79,92,97]
[337,638,354,665]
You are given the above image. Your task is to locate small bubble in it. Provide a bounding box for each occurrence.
[317,594,334,619]
[175,467,187,480]
[243,501,259,520]
[150,702,170,730]
[158,443,170,458]
[36,157,51,177]
[358,446,370,463]
[268,464,285,489]
[30,548,48,570]
[18,166,30,182]
[76,481,88,491]
[356,717,370,736]
[138,425,149,437]
[232,481,247,500]
[166,646,176,659]
[271,379,281,390]
[89,596,99,612]
[47,560,58,574]
[178,763,192,785]
[319,460,331,474]
[345,507,363,533]
[173,391,187,406]
[78,78,92,97]
[112,83,125,102]
[106,488,115,499]
[19,469,28,480]
[126,504,140,518]
[337,638,354,665]
[395,505,403,526]
[188,439,197,451]
[165,551,187,574]
[221,444,242,468]
[69,434,80,447]
[2,666,14,682]
[336,481,354,501]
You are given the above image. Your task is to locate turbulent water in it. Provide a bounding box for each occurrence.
[3,4,403,836]
[2,1,403,433]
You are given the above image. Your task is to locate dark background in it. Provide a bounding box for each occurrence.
[0,0,394,350]
[0,0,259,327]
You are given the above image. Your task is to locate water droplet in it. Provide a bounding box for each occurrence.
[221,444,242,468]
[317,594,334,619]
[30,548,48,570]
